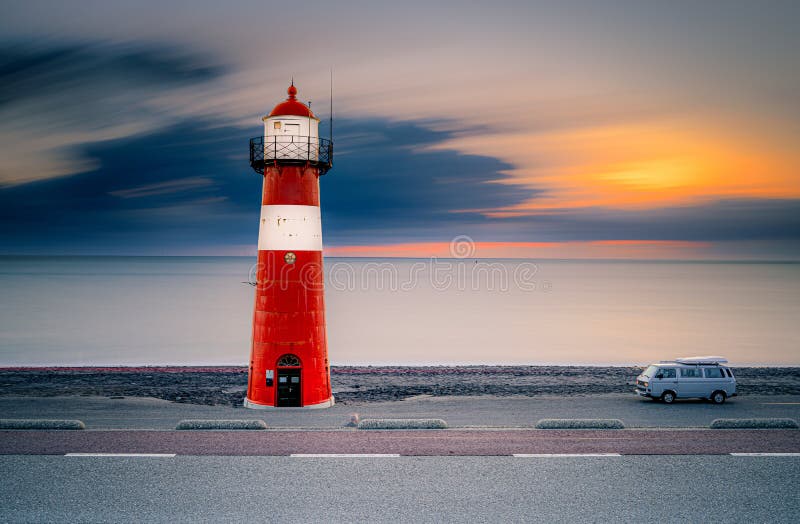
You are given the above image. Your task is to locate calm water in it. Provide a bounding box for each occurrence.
[0,256,798,366]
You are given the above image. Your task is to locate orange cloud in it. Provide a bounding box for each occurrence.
[434,119,800,216]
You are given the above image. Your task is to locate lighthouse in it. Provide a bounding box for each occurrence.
[244,82,334,409]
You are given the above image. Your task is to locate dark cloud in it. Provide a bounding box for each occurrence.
[490,199,800,244]
[0,114,534,253]
[0,40,535,252]
[0,118,254,253]
[0,42,224,185]
[2,41,537,252]
[321,118,535,242]
[0,43,220,108]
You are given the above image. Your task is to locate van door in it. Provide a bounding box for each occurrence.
[651,367,676,396]
[702,367,726,398]
[723,367,736,395]
[677,367,704,398]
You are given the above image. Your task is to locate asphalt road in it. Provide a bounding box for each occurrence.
[1,455,798,523]
[2,394,799,429]
[2,429,799,456]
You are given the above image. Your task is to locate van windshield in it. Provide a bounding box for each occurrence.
[642,365,659,378]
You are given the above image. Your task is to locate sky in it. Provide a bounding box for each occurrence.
[1,0,799,259]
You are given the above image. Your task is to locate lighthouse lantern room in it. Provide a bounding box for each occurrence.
[244,82,334,409]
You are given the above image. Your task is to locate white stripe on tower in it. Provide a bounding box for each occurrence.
[257,204,322,251]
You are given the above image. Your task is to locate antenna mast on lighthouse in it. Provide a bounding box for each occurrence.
[328,69,334,166]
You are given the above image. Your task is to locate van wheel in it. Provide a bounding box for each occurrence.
[710,391,726,404]
[661,391,676,404]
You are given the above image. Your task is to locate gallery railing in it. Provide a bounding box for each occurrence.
[249,135,333,175]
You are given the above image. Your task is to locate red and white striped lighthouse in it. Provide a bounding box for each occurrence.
[244,82,334,409]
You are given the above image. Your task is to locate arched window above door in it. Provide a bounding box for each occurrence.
[277,354,301,367]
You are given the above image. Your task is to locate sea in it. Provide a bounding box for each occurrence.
[0,256,798,367]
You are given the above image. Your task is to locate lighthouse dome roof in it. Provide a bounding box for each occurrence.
[267,83,317,119]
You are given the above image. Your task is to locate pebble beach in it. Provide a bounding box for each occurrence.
[2,366,799,407]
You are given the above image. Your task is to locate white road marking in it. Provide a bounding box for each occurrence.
[513,453,622,457]
[290,453,400,458]
[729,453,800,457]
[65,453,176,457]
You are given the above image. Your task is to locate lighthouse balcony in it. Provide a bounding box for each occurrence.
[249,135,333,175]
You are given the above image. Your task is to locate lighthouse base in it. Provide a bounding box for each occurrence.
[243,397,335,410]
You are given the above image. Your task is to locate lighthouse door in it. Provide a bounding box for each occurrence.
[277,369,301,407]
[283,123,300,135]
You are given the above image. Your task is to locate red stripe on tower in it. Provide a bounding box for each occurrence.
[244,82,334,409]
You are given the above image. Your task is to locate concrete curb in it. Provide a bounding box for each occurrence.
[709,418,799,429]
[0,419,85,430]
[358,418,448,430]
[176,419,268,430]
[535,418,625,430]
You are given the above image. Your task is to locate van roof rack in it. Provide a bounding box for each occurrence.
[665,356,728,365]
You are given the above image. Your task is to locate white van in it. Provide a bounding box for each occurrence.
[635,356,736,404]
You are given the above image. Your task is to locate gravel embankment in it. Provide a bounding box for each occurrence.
[0,366,798,407]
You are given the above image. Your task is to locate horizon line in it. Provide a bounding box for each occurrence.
[3,363,799,369]
[1,254,799,264]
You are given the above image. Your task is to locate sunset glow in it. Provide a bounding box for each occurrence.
[325,240,713,260]
[440,122,800,217]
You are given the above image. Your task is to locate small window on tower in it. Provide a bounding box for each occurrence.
[273,121,281,129]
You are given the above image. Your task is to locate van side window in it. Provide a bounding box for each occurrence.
[660,368,676,378]
[704,368,724,378]
[679,368,701,378]
[725,369,733,377]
